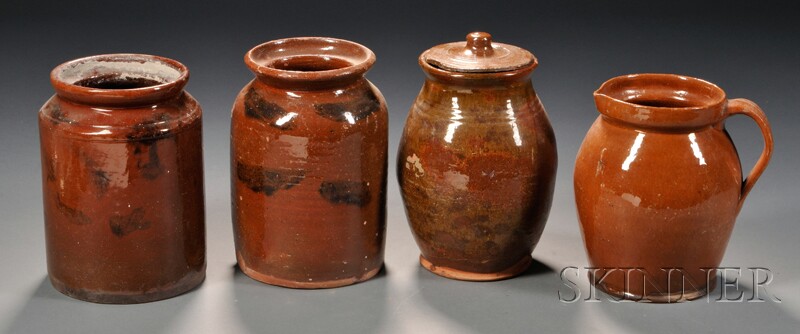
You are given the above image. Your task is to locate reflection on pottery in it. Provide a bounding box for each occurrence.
[398,32,557,281]
[231,37,388,288]
[39,54,206,303]
[574,73,773,302]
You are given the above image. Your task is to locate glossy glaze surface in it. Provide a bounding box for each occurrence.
[231,38,387,289]
[398,33,557,281]
[575,73,773,302]
[39,54,206,304]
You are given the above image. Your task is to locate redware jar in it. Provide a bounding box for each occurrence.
[39,54,206,303]
[231,37,388,288]
[398,32,557,281]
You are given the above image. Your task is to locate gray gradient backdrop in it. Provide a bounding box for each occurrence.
[1,1,799,333]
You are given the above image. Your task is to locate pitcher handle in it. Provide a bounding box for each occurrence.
[725,99,774,213]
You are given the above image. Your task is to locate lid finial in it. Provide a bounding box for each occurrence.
[466,32,494,56]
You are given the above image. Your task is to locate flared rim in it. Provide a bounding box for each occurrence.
[50,53,189,107]
[244,37,375,89]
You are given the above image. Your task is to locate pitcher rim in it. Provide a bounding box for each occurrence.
[594,73,727,129]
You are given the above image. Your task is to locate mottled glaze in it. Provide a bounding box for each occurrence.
[39,54,206,304]
[575,73,773,302]
[231,37,387,289]
[398,33,557,281]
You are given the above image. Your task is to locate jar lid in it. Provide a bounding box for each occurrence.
[420,32,535,73]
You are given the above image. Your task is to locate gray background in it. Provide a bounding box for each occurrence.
[1,0,799,333]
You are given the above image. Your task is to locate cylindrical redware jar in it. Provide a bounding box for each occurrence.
[231,37,388,288]
[575,73,773,302]
[39,54,206,303]
[398,32,557,281]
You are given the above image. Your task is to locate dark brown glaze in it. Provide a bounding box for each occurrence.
[575,73,773,302]
[243,87,290,127]
[39,54,205,304]
[231,37,387,289]
[235,162,305,196]
[314,89,381,122]
[318,181,372,206]
[398,33,557,281]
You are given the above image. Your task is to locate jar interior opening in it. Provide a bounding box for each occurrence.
[267,55,353,72]
[56,56,183,90]
[74,75,164,89]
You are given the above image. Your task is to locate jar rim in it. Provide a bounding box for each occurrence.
[244,37,375,89]
[50,53,189,107]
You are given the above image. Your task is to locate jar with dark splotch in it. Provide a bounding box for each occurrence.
[398,32,557,281]
[38,54,205,303]
[231,38,388,288]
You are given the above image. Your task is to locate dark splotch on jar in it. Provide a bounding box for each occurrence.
[39,54,205,303]
[231,37,388,289]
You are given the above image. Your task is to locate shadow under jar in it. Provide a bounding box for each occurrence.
[39,54,206,303]
[231,37,388,289]
[574,73,773,302]
[398,32,557,281]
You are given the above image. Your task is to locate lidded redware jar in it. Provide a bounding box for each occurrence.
[398,32,557,281]
[231,37,388,288]
[39,54,206,303]
[574,73,774,302]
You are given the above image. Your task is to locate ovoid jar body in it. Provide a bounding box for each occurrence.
[398,55,557,281]
[231,38,388,288]
[39,54,206,304]
[575,74,773,302]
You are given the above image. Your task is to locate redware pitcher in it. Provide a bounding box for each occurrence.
[574,73,773,302]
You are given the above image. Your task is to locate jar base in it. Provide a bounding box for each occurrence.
[419,254,532,281]
[237,256,383,289]
[49,270,205,304]
[593,278,716,303]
